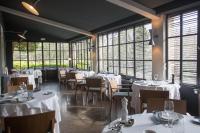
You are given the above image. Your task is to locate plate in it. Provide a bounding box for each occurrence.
[143,130,156,133]
[192,118,200,124]
[0,99,17,104]
[153,111,183,122]
[43,91,53,95]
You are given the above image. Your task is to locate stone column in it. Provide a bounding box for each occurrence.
[152,15,166,80]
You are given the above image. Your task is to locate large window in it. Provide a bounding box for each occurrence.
[98,22,152,79]
[72,38,91,70]
[12,42,69,70]
[167,10,199,85]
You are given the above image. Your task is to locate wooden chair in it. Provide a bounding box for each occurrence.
[109,79,133,119]
[58,70,66,86]
[85,77,106,102]
[140,90,169,113]
[27,84,34,91]
[147,98,187,114]
[75,73,86,96]
[7,85,19,93]
[65,72,77,89]
[10,77,28,86]
[4,111,55,133]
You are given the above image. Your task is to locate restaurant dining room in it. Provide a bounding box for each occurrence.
[0,0,200,133]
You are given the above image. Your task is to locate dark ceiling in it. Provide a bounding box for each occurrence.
[0,0,198,41]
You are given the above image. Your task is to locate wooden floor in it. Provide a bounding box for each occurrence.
[41,81,124,133]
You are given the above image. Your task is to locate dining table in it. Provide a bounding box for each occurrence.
[102,113,200,133]
[10,74,37,90]
[97,73,122,86]
[0,90,61,133]
[131,80,181,113]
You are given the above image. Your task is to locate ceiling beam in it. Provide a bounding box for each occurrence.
[0,5,94,37]
[106,0,160,20]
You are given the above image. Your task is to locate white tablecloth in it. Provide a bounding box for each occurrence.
[76,70,96,77]
[131,80,180,113]
[97,74,122,86]
[0,91,61,133]
[102,113,200,133]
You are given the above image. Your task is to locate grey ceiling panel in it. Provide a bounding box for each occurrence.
[0,0,181,41]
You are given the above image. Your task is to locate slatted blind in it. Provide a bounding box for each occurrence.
[167,10,198,85]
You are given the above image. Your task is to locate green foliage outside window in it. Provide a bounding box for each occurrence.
[12,42,69,70]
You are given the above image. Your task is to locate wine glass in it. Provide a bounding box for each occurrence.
[164,100,174,127]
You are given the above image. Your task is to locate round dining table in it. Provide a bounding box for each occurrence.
[102,113,200,133]
[0,91,61,133]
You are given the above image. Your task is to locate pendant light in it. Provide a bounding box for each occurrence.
[21,0,40,16]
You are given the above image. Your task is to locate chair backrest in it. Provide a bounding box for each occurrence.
[10,77,28,86]
[7,85,19,93]
[4,111,55,133]
[140,90,169,112]
[65,72,76,80]
[147,98,187,114]
[27,84,33,91]
[86,77,103,88]
[59,70,66,78]
[75,73,84,80]
[109,79,118,93]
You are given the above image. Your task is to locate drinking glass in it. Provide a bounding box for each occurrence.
[164,100,174,127]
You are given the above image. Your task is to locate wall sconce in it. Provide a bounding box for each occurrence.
[149,29,158,46]
[22,0,41,16]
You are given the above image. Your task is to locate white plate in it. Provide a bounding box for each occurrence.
[192,118,200,124]
[154,111,183,122]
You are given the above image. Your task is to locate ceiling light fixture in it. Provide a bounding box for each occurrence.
[17,30,27,40]
[21,0,40,16]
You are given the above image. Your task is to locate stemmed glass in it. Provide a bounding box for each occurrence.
[164,100,174,128]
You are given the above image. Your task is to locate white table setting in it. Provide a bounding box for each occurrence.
[0,90,61,133]
[131,80,180,113]
[102,112,200,133]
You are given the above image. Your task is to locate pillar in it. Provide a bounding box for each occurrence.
[152,15,166,80]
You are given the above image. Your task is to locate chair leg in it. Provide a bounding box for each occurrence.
[86,89,89,105]
[100,91,103,102]
[75,87,77,97]
[110,98,113,122]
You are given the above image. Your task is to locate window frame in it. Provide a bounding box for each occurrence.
[166,9,200,85]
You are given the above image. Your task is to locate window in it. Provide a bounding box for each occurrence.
[57,43,69,67]
[71,38,91,70]
[13,42,28,70]
[167,10,198,85]
[12,42,69,70]
[98,22,152,79]
[98,35,108,72]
